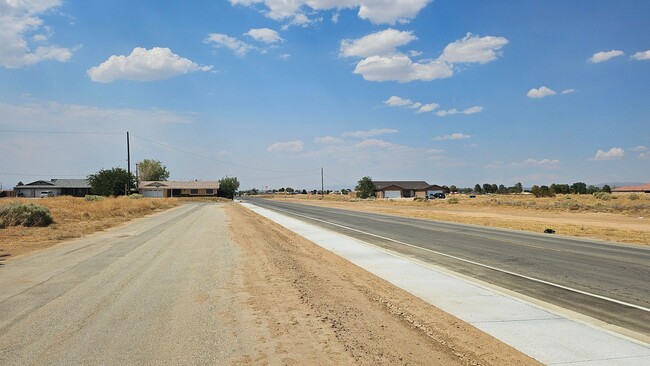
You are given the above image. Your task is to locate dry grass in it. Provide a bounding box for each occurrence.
[0,196,180,258]
[263,193,650,245]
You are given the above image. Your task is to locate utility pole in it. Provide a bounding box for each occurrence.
[126,131,131,195]
[321,167,324,199]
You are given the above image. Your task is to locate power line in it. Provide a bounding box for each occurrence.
[131,134,320,174]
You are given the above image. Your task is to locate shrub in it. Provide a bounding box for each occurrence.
[447,197,460,204]
[0,203,54,228]
[629,194,640,201]
[85,195,105,201]
[127,194,143,200]
[593,192,611,200]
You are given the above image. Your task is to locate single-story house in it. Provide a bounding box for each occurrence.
[612,183,650,194]
[14,179,92,198]
[138,181,220,198]
[374,181,445,199]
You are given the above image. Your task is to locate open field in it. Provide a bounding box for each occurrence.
[262,193,650,245]
[0,196,180,258]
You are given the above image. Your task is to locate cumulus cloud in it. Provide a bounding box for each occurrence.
[561,88,576,94]
[340,29,416,58]
[639,152,650,159]
[205,33,254,56]
[342,128,398,138]
[593,147,624,160]
[0,0,75,68]
[341,30,507,83]
[434,133,471,141]
[631,50,650,61]
[87,47,212,83]
[589,50,624,63]
[436,106,483,117]
[631,146,648,152]
[438,33,509,64]
[383,96,413,107]
[527,86,556,99]
[245,28,284,43]
[417,103,439,113]
[353,54,453,82]
[229,0,431,25]
[355,138,394,148]
[314,136,343,144]
[408,102,422,109]
[267,140,305,152]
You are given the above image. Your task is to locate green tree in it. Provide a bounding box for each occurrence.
[88,168,136,196]
[449,185,458,193]
[498,184,507,194]
[602,184,612,193]
[286,187,294,193]
[474,184,482,194]
[355,176,376,199]
[137,159,170,181]
[513,182,523,194]
[570,182,587,194]
[218,177,240,199]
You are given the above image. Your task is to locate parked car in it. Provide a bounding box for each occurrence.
[428,192,446,199]
[39,191,54,198]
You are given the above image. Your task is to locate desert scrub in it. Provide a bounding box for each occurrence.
[0,202,54,228]
[447,197,460,204]
[593,192,611,200]
[629,194,640,201]
[127,194,143,199]
[85,195,105,201]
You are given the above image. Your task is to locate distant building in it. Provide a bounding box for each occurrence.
[373,181,445,199]
[138,181,220,198]
[611,183,650,194]
[14,179,92,198]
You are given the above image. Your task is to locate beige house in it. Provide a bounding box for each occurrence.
[138,181,220,198]
[374,181,445,199]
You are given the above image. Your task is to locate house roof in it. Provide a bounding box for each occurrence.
[612,183,650,192]
[373,181,440,190]
[139,180,220,190]
[16,179,90,189]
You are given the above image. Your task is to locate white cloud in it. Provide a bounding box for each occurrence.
[342,128,398,138]
[229,0,431,25]
[353,54,453,82]
[383,95,413,107]
[357,0,431,25]
[527,86,556,99]
[593,147,625,160]
[561,88,576,94]
[522,158,560,166]
[436,106,483,117]
[631,50,650,61]
[408,102,422,109]
[438,33,509,64]
[417,103,439,113]
[0,0,75,68]
[434,133,471,141]
[341,30,507,83]
[267,140,305,152]
[631,145,648,152]
[245,28,284,43]
[205,33,254,56]
[279,53,291,60]
[87,47,212,83]
[485,158,559,169]
[339,29,416,58]
[355,138,394,148]
[589,50,624,63]
[314,136,343,144]
[639,152,650,159]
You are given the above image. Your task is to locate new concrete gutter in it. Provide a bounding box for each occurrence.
[240,202,650,365]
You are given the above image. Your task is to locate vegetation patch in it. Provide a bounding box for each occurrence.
[0,203,54,228]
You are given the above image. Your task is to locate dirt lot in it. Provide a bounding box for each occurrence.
[267,194,650,245]
[226,203,540,365]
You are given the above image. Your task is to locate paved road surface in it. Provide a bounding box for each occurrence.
[0,203,254,365]
[242,198,650,337]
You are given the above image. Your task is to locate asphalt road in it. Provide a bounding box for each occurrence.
[0,203,255,365]
[242,197,650,337]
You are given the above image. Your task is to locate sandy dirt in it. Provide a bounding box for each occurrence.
[226,203,540,365]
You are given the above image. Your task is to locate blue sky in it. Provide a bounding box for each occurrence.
[1,0,649,191]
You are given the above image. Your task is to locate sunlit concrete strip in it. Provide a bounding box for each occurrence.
[240,202,650,366]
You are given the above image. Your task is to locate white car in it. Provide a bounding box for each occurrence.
[39,191,54,198]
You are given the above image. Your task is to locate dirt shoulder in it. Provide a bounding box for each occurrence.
[226,203,540,365]
[271,196,650,245]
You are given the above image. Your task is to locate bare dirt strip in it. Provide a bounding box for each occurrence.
[226,203,540,365]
